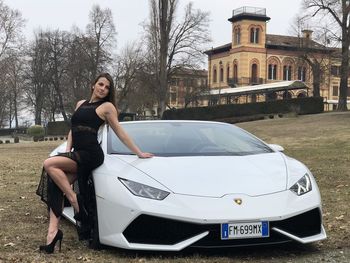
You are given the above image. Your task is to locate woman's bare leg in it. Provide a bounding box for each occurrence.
[45,172,77,244]
[43,157,79,211]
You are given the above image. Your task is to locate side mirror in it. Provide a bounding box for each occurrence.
[268,144,284,152]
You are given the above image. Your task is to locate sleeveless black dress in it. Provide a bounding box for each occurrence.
[37,100,106,218]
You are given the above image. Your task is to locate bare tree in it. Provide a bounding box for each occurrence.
[65,31,93,105]
[45,30,71,121]
[85,5,116,78]
[144,0,210,116]
[3,50,26,128]
[25,31,52,125]
[0,0,25,59]
[114,42,148,112]
[303,0,349,110]
[0,0,25,127]
[0,60,10,127]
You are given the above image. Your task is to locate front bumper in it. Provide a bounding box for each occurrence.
[95,183,326,251]
[123,208,326,249]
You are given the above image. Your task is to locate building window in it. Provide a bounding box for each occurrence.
[251,63,258,84]
[226,66,230,82]
[233,64,238,79]
[213,68,217,83]
[234,28,241,45]
[283,65,292,80]
[268,64,277,80]
[170,91,177,104]
[250,27,259,44]
[332,86,338,96]
[298,66,306,81]
[220,67,224,82]
[331,66,340,77]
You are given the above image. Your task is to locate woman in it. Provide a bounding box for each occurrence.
[37,73,153,253]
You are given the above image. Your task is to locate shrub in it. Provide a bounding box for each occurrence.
[5,140,10,144]
[0,140,3,144]
[162,97,324,121]
[27,125,45,141]
[14,136,19,143]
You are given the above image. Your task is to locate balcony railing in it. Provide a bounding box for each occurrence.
[232,7,266,17]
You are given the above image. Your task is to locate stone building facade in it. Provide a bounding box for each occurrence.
[204,6,350,108]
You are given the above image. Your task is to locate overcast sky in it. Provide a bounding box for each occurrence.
[6,0,303,50]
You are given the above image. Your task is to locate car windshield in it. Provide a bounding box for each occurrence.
[108,122,273,157]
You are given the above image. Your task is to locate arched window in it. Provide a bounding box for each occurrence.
[234,27,241,45]
[283,91,292,99]
[298,66,307,81]
[297,92,306,98]
[226,65,230,82]
[213,67,217,83]
[283,65,292,80]
[251,63,258,84]
[233,64,238,80]
[268,64,277,80]
[220,67,224,82]
[250,27,260,43]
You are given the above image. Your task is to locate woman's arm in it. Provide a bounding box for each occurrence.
[102,103,153,158]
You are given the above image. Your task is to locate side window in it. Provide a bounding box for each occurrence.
[268,64,277,80]
[250,27,260,44]
[213,67,217,83]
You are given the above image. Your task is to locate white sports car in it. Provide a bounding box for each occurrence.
[51,120,326,251]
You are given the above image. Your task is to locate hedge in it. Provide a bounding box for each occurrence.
[27,125,45,141]
[47,121,70,136]
[162,97,324,121]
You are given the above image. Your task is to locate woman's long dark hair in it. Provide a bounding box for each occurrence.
[91,72,116,108]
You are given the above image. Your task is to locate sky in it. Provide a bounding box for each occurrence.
[5,0,304,50]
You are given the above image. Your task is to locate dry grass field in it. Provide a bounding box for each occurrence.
[0,111,349,263]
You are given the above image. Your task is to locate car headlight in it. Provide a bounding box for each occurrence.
[289,174,312,196]
[118,178,170,200]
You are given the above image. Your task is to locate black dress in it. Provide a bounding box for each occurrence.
[37,100,106,219]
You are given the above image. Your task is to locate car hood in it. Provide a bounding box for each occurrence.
[116,152,288,197]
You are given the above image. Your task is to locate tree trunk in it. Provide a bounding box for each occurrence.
[158,0,170,118]
[35,110,42,125]
[13,91,18,128]
[312,64,321,97]
[338,38,349,111]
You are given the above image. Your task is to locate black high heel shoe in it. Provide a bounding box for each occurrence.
[39,229,63,254]
[73,194,88,222]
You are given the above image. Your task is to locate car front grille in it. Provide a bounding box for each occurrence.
[122,208,322,247]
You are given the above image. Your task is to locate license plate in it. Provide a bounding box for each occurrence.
[221,221,269,239]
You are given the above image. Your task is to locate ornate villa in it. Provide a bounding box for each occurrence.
[203,6,350,109]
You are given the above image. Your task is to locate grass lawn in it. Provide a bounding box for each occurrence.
[0,111,349,263]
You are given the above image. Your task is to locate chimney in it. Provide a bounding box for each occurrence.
[302,29,313,40]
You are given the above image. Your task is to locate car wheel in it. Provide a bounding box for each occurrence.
[88,178,101,249]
